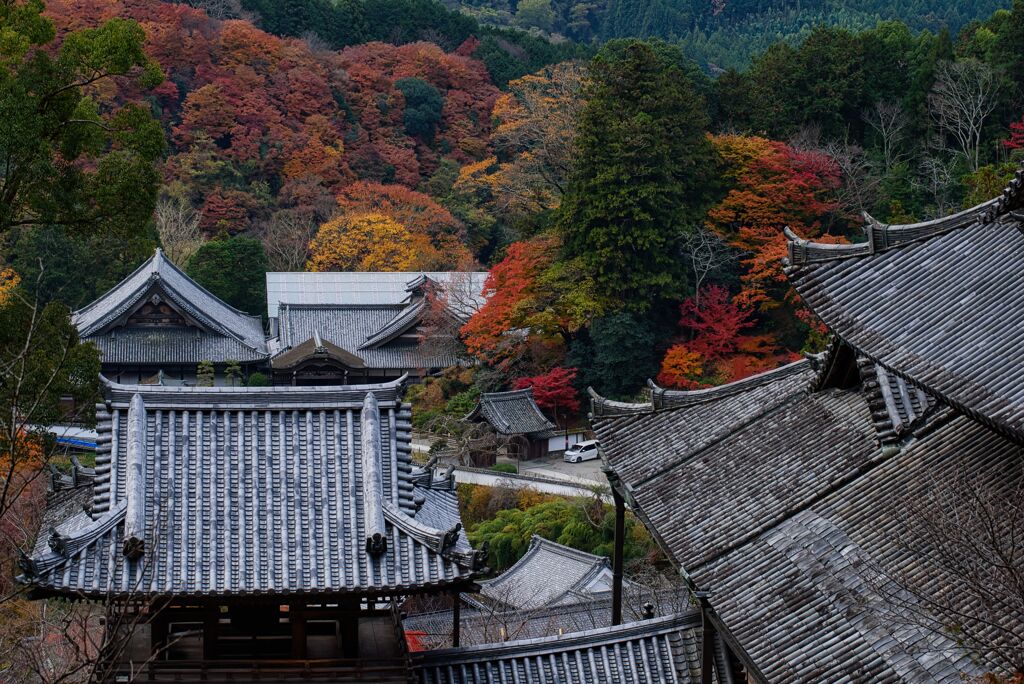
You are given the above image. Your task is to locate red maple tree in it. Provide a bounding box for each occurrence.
[512,367,580,416]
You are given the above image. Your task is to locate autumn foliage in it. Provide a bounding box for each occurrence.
[707,134,844,310]
[512,367,580,416]
[335,182,475,268]
[657,286,797,388]
[1004,115,1024,150]
[656,345,705,390]
[44,0,499,249]
[460,236,560,362]
[308,212,432,272]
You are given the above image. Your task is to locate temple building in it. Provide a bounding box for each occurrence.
[20,377,486,679]
[465,388,556,461]
[267,271,487,384]
[404,536,674,649]
[590,171,1024,682]
[73,249,269,385]
[71,256,489,387]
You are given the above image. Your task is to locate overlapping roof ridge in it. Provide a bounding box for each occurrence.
[411,612,704,684]
[785,162,1024,267]
[590,357,816,418]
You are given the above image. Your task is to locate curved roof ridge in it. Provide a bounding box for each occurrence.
[73,249,266,353]
[382,501,465,558]
[785,163,1024,266]
[100,374,408,406]
[478,536,606,599]
[649,359,812,409]
[587,386,654,417]
[20,501,127,579]
[412,611,699,659]
[526,534,609,565]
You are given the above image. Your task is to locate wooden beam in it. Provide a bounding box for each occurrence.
[202,604,219,661]
[340,598,359,658]
[452,592,461,648]
[697,592,716,684]
[611,485,625,626]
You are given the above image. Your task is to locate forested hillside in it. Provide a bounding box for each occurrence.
[5,0,1024,400]
[453,0,1009,70]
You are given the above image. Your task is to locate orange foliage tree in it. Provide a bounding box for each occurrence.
[335,182,474,268]
[656,345,705,390]
[461,236,559,363]
[455,61,585,221]
[707,134,845,310]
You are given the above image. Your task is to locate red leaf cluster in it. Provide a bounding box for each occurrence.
[512,367,580,415]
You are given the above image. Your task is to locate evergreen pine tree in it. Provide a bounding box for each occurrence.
[556,40,719,313]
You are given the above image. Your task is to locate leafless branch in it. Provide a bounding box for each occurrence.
[928,59,1000,172]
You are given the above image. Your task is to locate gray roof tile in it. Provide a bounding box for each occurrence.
[467,389,556,436]
[785,184,1024,442]
[73,249,268,365]
[23,379,482,597]
[277,304,465,371]
[266,272,488,318]
[592,358,1021,683]
[477,536,615,610]
[411,613,705,684]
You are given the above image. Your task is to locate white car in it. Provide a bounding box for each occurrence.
[563,440,600,463]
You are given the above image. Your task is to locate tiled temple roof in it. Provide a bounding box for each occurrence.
[275,304,464,371]
[265,271,488,318]
[21,379,485,598]
[474,536,616,610]
[404,588,689,651]
[785,168,1024,443]
[466,389,556,437]
[591,357,1022,682]
[87,328,267,365]
[411,613,705,684]
[271,329,367,370]
[73,249,268,365]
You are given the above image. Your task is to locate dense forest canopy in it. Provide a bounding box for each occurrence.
[2,0,1023,399]
[0,0,1021,417]
[447,0,1010,70]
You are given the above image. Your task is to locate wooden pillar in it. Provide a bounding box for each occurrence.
[451,592,461,648]
[203,604,219,661]
[150,612,169,660]
[340,598,359,658]
[697,592,716,684]
[611,485,625,626]
[291,602,307,659]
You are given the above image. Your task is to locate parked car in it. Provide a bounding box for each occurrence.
[563,439,600,463]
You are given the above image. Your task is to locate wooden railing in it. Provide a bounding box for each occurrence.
[113,657,411,682]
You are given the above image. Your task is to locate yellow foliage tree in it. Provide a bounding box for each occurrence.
[454,62,585,220]
[307,212,435,272]
[0,268,19,307]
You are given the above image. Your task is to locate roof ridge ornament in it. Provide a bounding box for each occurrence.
[123,393,146,560]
